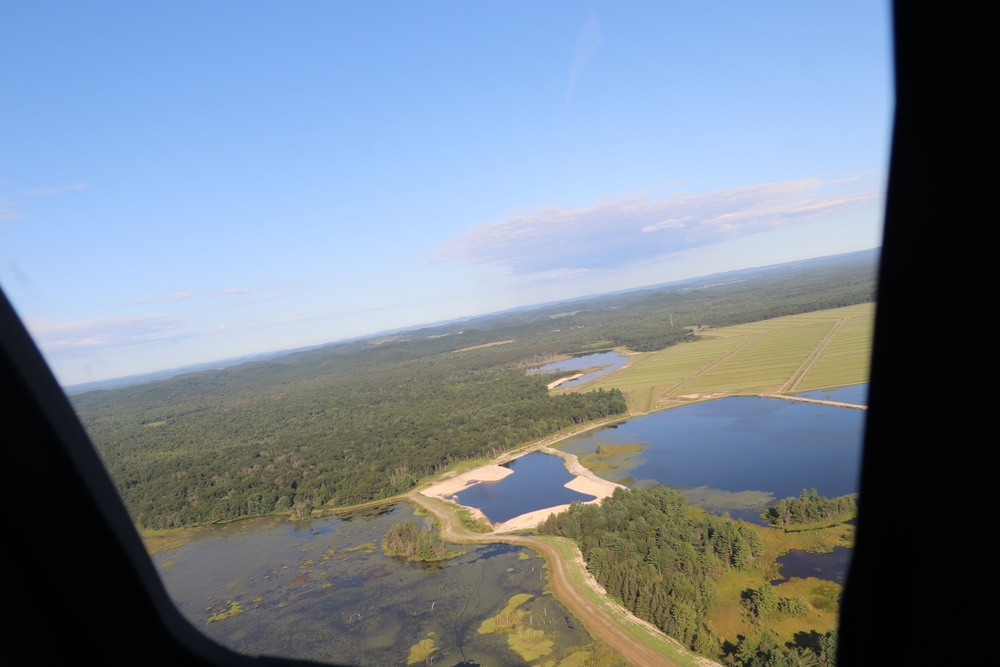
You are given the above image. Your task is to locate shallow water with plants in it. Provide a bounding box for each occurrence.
[154,503,599,666]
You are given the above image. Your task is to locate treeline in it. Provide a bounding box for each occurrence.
[382,520,463,561]
[762,489,857,527]
[539,486,841,666]
[72,250,877,530]
[308,248,877,359]
[728,628,839,667]
[76,360,626,529]
[539,486,764,654]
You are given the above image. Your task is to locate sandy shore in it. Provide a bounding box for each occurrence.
[420,464,513,498]
[420,450,624,533]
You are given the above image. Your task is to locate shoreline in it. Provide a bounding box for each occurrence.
[419,447,624,533]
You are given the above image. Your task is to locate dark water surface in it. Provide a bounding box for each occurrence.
[556,394,864,521]
[775,546,853,585]
[156,504,594,666]
[455,452,594,523]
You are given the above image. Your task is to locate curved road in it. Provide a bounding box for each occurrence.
[406,491,686,667]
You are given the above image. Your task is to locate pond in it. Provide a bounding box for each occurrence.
[454,451,595,523]
[530,351,629,387]
[155,503,598,666]
[774,546,853,585]
[556,392,865,522]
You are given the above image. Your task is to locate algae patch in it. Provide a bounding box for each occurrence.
[407,633,436,665]
[478,593,554,662]
[206,600,244,623]
[342,542,376,554]
[678,485,773,514]
[579,443,647,475]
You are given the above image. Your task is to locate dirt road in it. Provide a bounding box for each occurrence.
[406,491,696,667]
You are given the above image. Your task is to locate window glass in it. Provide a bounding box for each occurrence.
[1,3,891,666]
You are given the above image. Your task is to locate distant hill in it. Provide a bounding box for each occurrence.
[65,247,879,394]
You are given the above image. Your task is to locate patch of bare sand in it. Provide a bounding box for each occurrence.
[547,372,584,389]
[421,449,625,534]
[420,464,513,499]
[492,505,572,532]
[492,454,625,533]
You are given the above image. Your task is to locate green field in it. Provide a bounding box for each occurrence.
[565,303,874,412]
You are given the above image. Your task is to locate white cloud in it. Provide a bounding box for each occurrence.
[24,314,189,355]
[0,206,22,221]
[214,288,252,296]
[437,177,882,275]
[21,183,88,196]
[125,292,193,305]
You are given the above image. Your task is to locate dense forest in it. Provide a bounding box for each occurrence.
[539,486,840,667]
[72,250,877,530]
[762,489,857,528]
[77,362,626,528]
[539,486,763,654]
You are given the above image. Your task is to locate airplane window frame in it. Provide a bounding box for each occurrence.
[2,2,973,665]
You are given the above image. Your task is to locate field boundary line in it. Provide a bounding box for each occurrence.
[781,317,845,393]
[664,332,763,399]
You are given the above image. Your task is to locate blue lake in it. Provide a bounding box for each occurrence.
[455,451,594,523]
[531,351,629,387]
[555,393,865,521]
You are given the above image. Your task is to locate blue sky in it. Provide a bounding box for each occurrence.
[1,2,892,386]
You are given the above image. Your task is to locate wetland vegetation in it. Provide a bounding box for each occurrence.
[762,490,857,529]
[76,250,875,666]
[155,503,618,666]
[381,520,465,562]
[74,250,874,531]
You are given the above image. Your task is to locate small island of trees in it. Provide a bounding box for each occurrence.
[762,489,857,528]
[382,520,465,562]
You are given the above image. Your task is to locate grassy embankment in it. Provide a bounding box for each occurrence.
[542,536,716,667]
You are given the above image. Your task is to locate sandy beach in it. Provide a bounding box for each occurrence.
[420,464,514,498]
[420,450,624,533]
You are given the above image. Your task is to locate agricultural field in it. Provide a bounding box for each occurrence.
[570,303,874,413]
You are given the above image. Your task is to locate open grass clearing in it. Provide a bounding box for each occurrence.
[574,305,873,408]
[710,521,849,649]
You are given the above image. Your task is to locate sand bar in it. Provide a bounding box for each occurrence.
[421,450,625,533]
[420,464,513,499]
